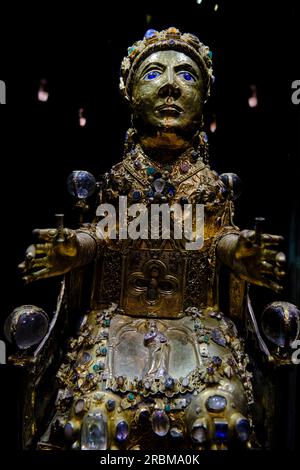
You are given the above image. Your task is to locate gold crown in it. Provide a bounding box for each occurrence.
[120,27,214,102]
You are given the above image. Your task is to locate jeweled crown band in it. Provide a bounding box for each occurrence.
[120,27,214,102]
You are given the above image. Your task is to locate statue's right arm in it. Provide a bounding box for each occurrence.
[18,227,98,283]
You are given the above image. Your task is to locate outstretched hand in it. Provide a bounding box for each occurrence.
[18,227,79,283]
[233,229,286,293]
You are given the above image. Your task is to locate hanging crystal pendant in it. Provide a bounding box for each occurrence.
[81,410,108,450]
[4,305,49,350]
[67,170,96,199]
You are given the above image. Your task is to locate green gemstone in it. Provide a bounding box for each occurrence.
[103,319,110,327]
[128,393,135,401]
[101,347,107,355]
[165,404,171,412]
[127,46,136,56]
[93,362,104,372]
[208,50,213,59]
[146,166,156,175]
[204,335,210,343]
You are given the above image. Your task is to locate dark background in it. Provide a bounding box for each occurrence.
[0,0,299,453]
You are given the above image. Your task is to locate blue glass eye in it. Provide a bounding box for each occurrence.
[144,71,161,80]
[179,72,195,82]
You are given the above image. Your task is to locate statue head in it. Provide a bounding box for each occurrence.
[120,28,213,156]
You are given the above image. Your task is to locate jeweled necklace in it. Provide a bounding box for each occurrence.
[124,139,208,203]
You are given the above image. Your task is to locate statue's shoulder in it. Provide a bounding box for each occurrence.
[196,164,221,182]
[111,160,125,174]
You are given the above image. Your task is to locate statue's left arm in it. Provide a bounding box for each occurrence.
[217,230,286,293]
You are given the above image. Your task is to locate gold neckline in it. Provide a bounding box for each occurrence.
[124,144,206,187]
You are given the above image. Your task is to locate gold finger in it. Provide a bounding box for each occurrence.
[25,244,36,259]
[260,260,274,274]
[31,258,50,269]
[261,234,284,245]
[33,228,58,242]
[274,267,286,278]
[34,243,53,255]
[262,276,283,293]
[263,249,280,262]
[18,261,26,272]
[23,268,50,284]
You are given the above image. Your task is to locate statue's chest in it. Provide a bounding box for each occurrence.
[95,241,214,317]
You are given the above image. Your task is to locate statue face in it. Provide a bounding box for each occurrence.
[131,50,204,148]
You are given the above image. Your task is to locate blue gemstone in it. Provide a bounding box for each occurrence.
[167,185,176,196]
[165,377,174,390]
[106,399,115,411]
[191,150,199,161]
[236,418,250,442]
[221,186,229,198]
[116,420,129,442]
[169,39,175,45]
[202,132,208,142]
[206,395,227,412]
[144,29,158,39]
[211,328,226,347]
[147,190,154,198]
[180,196,189,206]
[214,421,228,441]
[81,352,92,365]
[212,356,222,367]
[132,190,141,202]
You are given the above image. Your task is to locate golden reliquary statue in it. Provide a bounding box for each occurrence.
[5,27,300,450]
